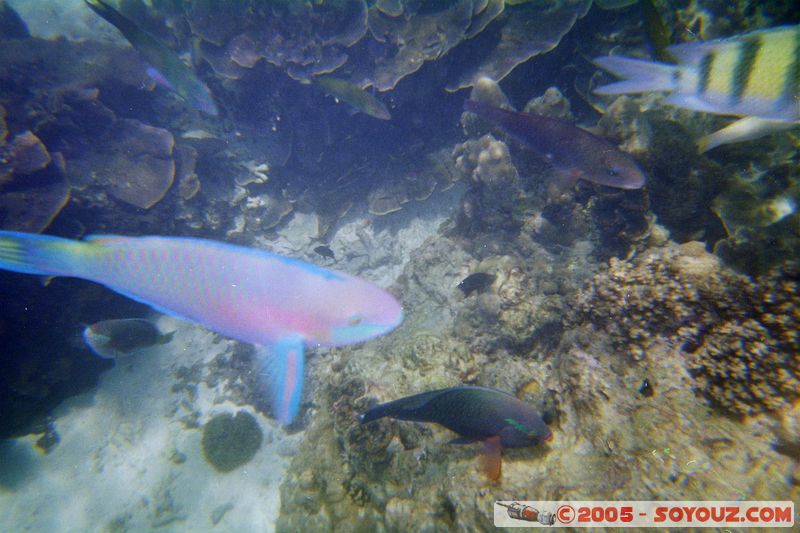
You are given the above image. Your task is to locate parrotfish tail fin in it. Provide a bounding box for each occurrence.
[0,231,85,277]
[359,389,443,424]
[480,435,502,482]
[592,56,677,95]
[255,339,305,425]
[697,117,797,153]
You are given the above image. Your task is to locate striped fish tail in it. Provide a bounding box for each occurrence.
[0,230,86,277]
[593,56,677,95]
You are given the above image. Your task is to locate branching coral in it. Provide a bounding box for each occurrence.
[571,243,799,415]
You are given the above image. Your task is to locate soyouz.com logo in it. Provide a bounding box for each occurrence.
[494,501,795,528]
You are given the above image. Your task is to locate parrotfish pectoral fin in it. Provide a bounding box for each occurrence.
[480,435,502,482]
[697,116,798,153]
[256,339,305,425]
[592,56,676,95]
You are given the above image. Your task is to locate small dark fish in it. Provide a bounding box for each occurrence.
[313,245,335,260]
[360,386,552,448]
[464,99,645,190]
[639,378,654,397]
[83,318,174,359]
[458,272,495,296]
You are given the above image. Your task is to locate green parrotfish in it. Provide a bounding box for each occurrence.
[84,0,218,116]
[360,386,551,480]
[83,318,174,359]
[310,75,391,120]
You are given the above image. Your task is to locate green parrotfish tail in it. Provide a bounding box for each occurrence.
[84,0,218,116]
[0,231,403,424]
[312,76,391,120]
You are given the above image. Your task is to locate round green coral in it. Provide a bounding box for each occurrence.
[201,411,263,472]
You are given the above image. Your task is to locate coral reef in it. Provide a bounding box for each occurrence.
[572,242,799,415]
[68,118,176,210]
[452,133,521,235]
[277,232,798,532]
[445,0,591,91]
[201,411,264,472]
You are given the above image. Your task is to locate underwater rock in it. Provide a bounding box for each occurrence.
[454,254,564,354]
[687,263,800,416]
[596,96,729,242]
[201,411,263,472]
[358,0,478,91]
[452,133,522,236]
[188,0,367,81]
[174,144,200,201]
[367,179,410,216]
[0,149,70,233]
[572,243,799,415]
[67,118,175,210]
[523,86,574,122]
[242,193,294,232]
[708,150,800,276]
[0,130,50,182]
[446,0,592,91]
[278,228,795,531]
[198,39,249,80]
[461,76,514,137]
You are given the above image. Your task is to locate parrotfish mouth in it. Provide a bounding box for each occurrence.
[543,432,553,443]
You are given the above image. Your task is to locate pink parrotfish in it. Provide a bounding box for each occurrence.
[464,99,646,190]
[0,231,403,424]
[84,0,218,116]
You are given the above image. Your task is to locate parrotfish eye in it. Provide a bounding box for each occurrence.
[607,166,621,177]
[348,314,364,326]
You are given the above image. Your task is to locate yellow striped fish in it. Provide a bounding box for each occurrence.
[593,25,800,152]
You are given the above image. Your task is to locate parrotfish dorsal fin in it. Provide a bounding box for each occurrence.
[84,234,137,247]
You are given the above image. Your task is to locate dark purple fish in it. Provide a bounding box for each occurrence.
[359,385,551,448]
[464,100,645,189]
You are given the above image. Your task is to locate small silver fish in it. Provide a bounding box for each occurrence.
[83,318,174,359]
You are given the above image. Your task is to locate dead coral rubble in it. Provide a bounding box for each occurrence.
[572,242,799,416]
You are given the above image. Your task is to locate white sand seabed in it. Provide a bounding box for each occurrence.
[0,185,463,531]
[0,316,299,532]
